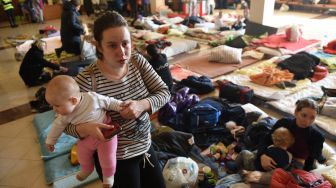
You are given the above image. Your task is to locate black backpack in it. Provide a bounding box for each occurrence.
[243,117,276,150]
[217,80,254,104]
[29,87,52,113]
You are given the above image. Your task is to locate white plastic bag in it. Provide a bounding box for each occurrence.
[81,40,96,60]
[163,157,199,188]
[279,3,289,12]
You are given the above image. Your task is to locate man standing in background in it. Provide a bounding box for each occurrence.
[1,0,18,27]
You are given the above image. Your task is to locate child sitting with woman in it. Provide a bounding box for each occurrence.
[254,127,295,171]
[45,75,123,188]
[237,127,295,184]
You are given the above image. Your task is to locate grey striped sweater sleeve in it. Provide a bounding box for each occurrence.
[133,53,171,113]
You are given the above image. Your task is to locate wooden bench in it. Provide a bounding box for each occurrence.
[275,0,336,12]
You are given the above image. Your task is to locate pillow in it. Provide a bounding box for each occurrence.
[167,28,184,36]
[241,103,269,120]
[142,31,165,41]
[322,167,336,187]
[257,46,283,57]
[208,45,242,63]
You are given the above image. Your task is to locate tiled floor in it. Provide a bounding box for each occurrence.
[0,8,335,188]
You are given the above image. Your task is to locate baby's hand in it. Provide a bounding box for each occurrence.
[46,144,55,152]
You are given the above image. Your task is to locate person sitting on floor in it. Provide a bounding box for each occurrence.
[237,127,295,185]
[19,39,68,87]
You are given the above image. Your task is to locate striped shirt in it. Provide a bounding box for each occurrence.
[64,52,170,160]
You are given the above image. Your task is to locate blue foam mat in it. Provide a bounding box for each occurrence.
[33,110,99,185]
[33,110,78,160]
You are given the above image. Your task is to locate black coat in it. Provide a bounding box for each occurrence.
[60,1,83,55]
[256,117,325,171]
[148,53,173,91]
[19,45,60,87]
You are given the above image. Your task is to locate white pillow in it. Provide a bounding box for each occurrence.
[208,45,242,63]
[142,31,165,41]
[241,103,269,120]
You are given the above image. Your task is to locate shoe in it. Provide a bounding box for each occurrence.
[321,86,336,97]
[317,155,327,164]
[55,48,62,58]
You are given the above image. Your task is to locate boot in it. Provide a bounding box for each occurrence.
[55,47,62,58]
[321,86,336,97]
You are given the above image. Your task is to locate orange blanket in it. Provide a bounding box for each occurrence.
[250,66,294,86]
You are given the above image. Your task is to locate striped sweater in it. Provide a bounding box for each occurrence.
[64,53,170,160]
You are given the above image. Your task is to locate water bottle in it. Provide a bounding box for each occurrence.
[321,34,328,49]
[217,162,227,179]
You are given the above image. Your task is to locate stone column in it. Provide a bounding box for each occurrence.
[249,0,275,25]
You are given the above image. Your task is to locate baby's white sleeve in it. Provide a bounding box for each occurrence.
[45,117,68,145]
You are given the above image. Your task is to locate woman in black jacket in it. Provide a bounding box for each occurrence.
[19,40,68,87]
[56,0,84,57]
[257,98,326,171]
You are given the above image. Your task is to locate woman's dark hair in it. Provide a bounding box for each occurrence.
[295,98,319,113]
[71,0,81,6]
[93,11,128,59]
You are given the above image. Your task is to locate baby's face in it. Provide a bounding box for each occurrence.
[46,93,76,116]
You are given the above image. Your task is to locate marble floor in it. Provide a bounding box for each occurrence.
[0,9,335,188]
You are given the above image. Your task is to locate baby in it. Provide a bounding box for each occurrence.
[242,127,295,184]
[45,75,123,188]
[255,127,295,171]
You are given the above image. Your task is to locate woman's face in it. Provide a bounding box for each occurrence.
[295,107,317,128]
[97,26,131,70]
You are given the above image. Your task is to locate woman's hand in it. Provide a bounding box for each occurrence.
[76,122,114,141]
[260,154,277,171]
[119,100,150,119]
